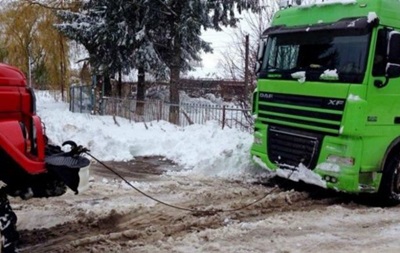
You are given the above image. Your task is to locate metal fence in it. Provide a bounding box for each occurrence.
[70,85,253,131]
[69,85,94,114]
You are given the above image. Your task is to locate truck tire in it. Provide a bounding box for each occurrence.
[378,155,400,206]
[0,191,18,253]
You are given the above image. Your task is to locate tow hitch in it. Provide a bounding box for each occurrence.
[45,141,91,194]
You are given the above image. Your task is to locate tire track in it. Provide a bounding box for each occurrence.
[15,158,368,252]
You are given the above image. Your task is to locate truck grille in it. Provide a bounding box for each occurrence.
[268,126,322,169]
[258,92,345,134]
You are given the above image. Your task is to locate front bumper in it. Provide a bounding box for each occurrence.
[251,149,381,194]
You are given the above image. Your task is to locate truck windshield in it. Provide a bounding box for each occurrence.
[260,30,371,83]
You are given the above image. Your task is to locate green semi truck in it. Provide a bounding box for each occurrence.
[251,0,400,203]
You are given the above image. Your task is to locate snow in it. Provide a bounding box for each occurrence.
[367,12,378,23]
[252,156,271,172]
[316,0,356,5]
[36,91,256,180]
[37,90,333,187]
[299,0,356,9]
[320,69,339,80]
[276,164,327,188]
[291,71,306,83]
[252,155,326,188]
[16,92,400,253]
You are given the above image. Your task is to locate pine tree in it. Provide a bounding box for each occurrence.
[147,0,261,124]
[56,0,260,122]
[56,0,167,98]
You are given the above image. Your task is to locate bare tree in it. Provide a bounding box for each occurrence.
[218,0,278,95]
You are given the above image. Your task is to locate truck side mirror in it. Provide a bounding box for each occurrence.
[254,62,261,74]
[257,40,265,61]
[388,31,400,64]
[386,63,400,78]
[255,39,266,74]
[386,31,400,78]
[387,32,400,78]
[376,31,400,87]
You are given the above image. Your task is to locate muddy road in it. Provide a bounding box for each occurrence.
[11,157,400,252]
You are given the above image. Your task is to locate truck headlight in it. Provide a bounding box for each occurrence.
[327,155,355,166]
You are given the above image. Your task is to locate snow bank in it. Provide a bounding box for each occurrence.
[36,91,260,180]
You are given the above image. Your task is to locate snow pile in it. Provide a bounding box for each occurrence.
[291,71,306,83]
[320,69,339,80]
[36,91,259,180]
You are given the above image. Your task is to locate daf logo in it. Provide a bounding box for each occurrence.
[328,100,344,106]
[260,93,273,99]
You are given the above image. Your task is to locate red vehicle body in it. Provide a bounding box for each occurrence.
[0,63,89,252]
[0,63,46,173]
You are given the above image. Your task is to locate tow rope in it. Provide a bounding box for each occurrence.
[84,151,283,216]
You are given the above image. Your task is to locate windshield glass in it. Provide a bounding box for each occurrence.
[260,29,371,83]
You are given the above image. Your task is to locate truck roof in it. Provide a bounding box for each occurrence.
[272,0,400,29]
[0,63,27,87]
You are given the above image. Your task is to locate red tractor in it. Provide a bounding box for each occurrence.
[0,63,90,252]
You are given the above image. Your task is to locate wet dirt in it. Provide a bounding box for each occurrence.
[90,156,179,181]
[11,157,400,253]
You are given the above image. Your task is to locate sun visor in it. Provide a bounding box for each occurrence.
[263,16,378,36]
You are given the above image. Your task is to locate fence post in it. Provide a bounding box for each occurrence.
[79,86,83,113]
[91,75,97,114]
[70,87,73,112]
[159,100,162,121]
[222,105,226,130]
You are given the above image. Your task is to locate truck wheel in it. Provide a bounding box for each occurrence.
[378,155,400,206]
[0,191,18,253]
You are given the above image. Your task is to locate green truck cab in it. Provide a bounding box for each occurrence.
[251,0,400,203]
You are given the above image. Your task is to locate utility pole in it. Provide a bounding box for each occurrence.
[244,34,250,101]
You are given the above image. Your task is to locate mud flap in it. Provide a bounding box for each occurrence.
[45,155,90,194]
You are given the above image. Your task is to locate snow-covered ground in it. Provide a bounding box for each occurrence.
[13,91,400,253]
[37,91,259,180]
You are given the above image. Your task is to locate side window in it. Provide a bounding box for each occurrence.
[372,29,388,76]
